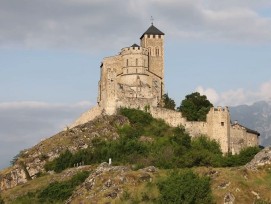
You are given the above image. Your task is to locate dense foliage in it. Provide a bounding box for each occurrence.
[162,93,176,110]
[38,171,89,202]
[13,171,89,204]
[158,169,213,204]
[0,195,4,204]
[222,146,261,167]
[178,92,213,121]
[45,108,260,173]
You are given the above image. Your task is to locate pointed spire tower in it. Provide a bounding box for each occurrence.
[140,23,165,102]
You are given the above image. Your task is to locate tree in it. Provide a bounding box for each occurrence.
[162,93,176,110]
[177,92,213,121]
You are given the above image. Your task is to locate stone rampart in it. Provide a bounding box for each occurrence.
[69,105,103,128]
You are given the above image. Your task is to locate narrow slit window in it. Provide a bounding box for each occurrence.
[156,48,159,56]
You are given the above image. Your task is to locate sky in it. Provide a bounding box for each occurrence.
[1,0,271,169]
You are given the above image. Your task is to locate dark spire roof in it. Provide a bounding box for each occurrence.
[131,43,140,48]
[140,24,165,39]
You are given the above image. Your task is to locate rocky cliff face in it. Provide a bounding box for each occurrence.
[0,115,129,192]
[245,146,271,170]
[230,101,271,146]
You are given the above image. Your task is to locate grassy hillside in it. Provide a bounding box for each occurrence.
[1,108,270,204]
[1,165,271,203]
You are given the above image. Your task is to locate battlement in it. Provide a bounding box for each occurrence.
[211,106,229,112]
[120,47,149,56]
[141,34,164,39]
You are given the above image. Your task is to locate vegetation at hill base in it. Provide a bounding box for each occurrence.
[45,108,260,173]
[178,92,213,121]
[11,171,89,204]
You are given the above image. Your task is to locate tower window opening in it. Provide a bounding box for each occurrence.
[136,58,138,66]
[126,59,128,67]
[221,122,224,126]
[155,48,159,56]
[148,47,151,56]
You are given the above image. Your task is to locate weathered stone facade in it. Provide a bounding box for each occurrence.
[71,24,260,154]
[97,25,165,115]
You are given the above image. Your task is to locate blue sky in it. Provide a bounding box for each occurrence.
[1,0,271,169]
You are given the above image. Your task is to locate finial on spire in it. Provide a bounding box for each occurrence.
[150,16,154,25]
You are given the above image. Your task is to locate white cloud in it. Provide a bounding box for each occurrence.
[0,0,271,51]
[0,101,92,110]
[196,86,219,104]
[196,80,271,106]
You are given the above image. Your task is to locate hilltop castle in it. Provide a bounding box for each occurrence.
[71,24,260,154]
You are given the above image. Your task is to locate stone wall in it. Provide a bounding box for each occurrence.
[69,105,103,129]
[206,107,231,153]
[150,107,184,127]
[230,125,247,154]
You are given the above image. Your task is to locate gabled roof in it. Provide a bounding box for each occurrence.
[140,24,165,39]
[232,122,260,136]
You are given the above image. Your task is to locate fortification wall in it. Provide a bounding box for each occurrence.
[69,105,103,128]
[246,132,258,147]
[230,126,247,154]
[150,107,207,137]
[150,107,185,127]
[206,107,230,153]
[184,121,208,137]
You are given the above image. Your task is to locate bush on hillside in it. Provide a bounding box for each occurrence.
[13,171,89,203]
[222,146,261,167]
[157,169,213,204]
[38,171,89,203]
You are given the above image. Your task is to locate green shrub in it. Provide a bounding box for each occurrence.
[0,195,4,204]
[119,108,153,126]
[45,150,73,173]
[13,171,89,203]
[38,171,89,202]
[222,146,260,167]
[157,169,213,204]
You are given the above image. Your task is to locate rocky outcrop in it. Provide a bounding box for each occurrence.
[245,146,271,170]
[0,165,27,191]
[66,163,158,204]
[0,115,129,191]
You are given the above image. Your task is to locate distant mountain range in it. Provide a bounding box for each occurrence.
[229,101,271,146]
